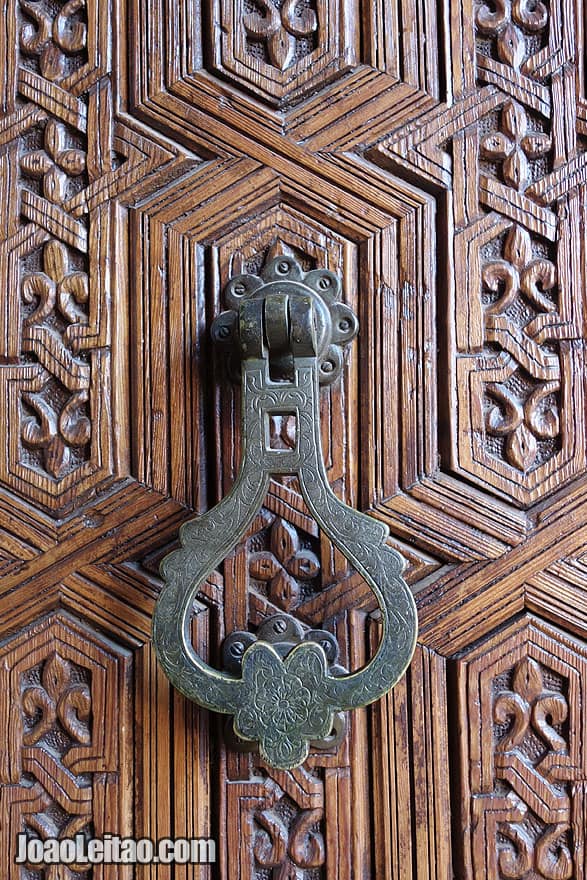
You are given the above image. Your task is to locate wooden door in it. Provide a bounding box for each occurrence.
[1,0,586,876]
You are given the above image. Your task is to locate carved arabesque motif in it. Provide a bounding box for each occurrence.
[458,618,586,880]
[0,613,131,879]
[208,0,358,105]
[243,0,318,72]
[19,236,92,479]
[22,652,92,749]
[249,514,322,612]
[1,0,193,513]
[0,0,106,511]
[481,224,560,473]
[371,0,586,509]
[254,797,325,878]
[480,101,552,192]
[475,0,550,71]
[454,0,585,504]
[19,0,88,83]
[225,760,332,879]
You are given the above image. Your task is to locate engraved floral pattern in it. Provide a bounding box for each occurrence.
[234,642,333,768]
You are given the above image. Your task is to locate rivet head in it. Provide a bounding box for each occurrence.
[338,318,351,332]
[321,360,334,373]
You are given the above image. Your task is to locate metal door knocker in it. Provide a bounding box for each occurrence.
[152,255,418,770]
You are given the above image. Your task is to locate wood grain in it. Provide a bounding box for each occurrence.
[0,0,586,876]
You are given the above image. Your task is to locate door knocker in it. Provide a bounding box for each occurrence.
[152,255,418,770]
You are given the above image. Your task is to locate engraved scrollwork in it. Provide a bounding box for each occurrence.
[152,256,417,769]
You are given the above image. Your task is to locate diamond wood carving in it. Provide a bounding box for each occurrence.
[0,0,586,874]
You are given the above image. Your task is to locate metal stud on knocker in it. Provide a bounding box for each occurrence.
[152,255,418,770]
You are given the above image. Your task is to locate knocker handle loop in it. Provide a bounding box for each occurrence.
[152,256,418,770]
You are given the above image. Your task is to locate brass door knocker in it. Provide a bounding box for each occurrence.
[152,255,417,770]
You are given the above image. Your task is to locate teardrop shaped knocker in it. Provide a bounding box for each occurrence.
[152,255,418,770]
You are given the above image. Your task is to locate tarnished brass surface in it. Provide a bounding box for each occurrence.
[152,256,417,770]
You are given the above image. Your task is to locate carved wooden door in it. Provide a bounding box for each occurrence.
[1,0,586,876]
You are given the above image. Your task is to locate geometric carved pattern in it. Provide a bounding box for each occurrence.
[211,0,356,105]
[0,0,584,874]
[455,0,587,505]
[226,765,328,879]
[0,612,132,879]
[0,0,196,515]
[457,616,587,879]
[374,0,587,508]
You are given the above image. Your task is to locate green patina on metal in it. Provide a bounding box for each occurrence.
[152,255,418,770]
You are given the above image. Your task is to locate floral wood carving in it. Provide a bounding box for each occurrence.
[20,120,87,205]
[22,652,92,748]
[0,614,131,878]
[243,0,318,72]
[459,619,586,880]
[480,101,552,193]
[481,224,560,474]
[475,0,549,71]
[19,0,88,83]
[1,0,188,512]
[492,656,573,879]
[249,516,321,612]
[447,0,586,504]
[254,801,325,878]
